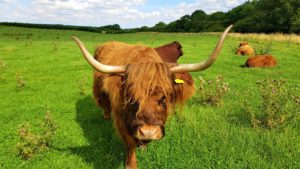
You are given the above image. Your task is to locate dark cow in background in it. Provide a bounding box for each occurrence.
[72,25,232,169]
[155,41,183,63]
[246,54,277,67]
[155,41,194,97]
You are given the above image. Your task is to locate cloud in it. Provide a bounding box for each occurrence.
[0,0,247,28]
[0,0,13,3]
[128,0,246,27]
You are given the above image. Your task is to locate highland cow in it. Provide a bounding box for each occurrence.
[246,54,277,67]
[236,41,255,56]
[72,25,233,169]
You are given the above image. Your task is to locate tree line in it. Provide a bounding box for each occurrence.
[1,0,299,33]
[0,22,131,33]
[136,0,300,33]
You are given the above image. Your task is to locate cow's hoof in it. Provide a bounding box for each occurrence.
[125,164,137,169]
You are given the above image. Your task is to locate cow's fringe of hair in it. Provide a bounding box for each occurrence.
[123,62,175,114]
[122,62,196,115]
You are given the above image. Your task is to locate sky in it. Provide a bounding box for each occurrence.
[0,0,247,28]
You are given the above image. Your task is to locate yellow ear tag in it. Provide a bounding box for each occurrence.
[175,79,185,84]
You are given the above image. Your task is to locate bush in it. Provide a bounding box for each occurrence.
[195,75,230,106]
[79,75,88,95]
[17,111,56,159]
[0,59,6,71]
[244,77,300,129]
[0,59,6,79]
[253,42,273,55]
[16,72,26,89]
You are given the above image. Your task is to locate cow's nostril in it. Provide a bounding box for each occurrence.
[137,127,145,136]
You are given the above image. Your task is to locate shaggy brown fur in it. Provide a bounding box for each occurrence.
[245,54,277,67]
[236,41,255,56]
[92,41,195,169]
[124,62,175,113]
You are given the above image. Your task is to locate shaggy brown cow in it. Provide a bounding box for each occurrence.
[236,41,255,56]
[72,25,233,169]
[245,54,277,67]
[155,41,183,63]
[155,41,194,93]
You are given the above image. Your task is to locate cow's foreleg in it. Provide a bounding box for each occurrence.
[120,133,137,169]
[125,146,137,169]
[114,118,138,169]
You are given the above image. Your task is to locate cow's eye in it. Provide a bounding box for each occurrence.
[158,96,166,107]
[159,96,166,102]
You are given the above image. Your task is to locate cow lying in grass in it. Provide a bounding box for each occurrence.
[236,41,255,56]
[246,54,277,67]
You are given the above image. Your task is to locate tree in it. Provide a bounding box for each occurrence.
[135,26,150,32]
[190,10,207,32]
[152,22,167,32]
[255,0,294,33]
[165,21,177,32]
[225,1,256,25]
[140,0,300,33]
[203,12,226,32]
[291,9,300,33]
[176,15,192,32]
[98,24,121,33]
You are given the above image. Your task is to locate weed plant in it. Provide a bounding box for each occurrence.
[253,42,273,55]
[25,40,32,47]
[195,75,230,106]
[0,59,6,73]
[0,59,7,71]
[79,75,88,95]
[16,72,26,89]
[17,111,56,159]
[53,42,58,52]
[0,59,6,80]
[244,78,300,129]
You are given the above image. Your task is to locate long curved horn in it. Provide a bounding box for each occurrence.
[72,36,126,74]
[170,25,233,73]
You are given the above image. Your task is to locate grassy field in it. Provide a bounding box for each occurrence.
[0,26,299,169]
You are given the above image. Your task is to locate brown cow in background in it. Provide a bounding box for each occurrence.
[246,54,277,67]
[155,41,183,62]
[72,25,232,169]
[155,41,194,93]
[236,41,255,56]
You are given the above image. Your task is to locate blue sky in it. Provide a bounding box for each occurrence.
[0,0,247,28]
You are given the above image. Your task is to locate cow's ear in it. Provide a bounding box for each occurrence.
[172,41,182,48]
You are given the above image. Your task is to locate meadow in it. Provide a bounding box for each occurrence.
[0,26,299,169]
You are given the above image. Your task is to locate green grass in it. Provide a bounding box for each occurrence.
[0,26,299,169]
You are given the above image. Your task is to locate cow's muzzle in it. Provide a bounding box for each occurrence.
[134,124,165,141]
